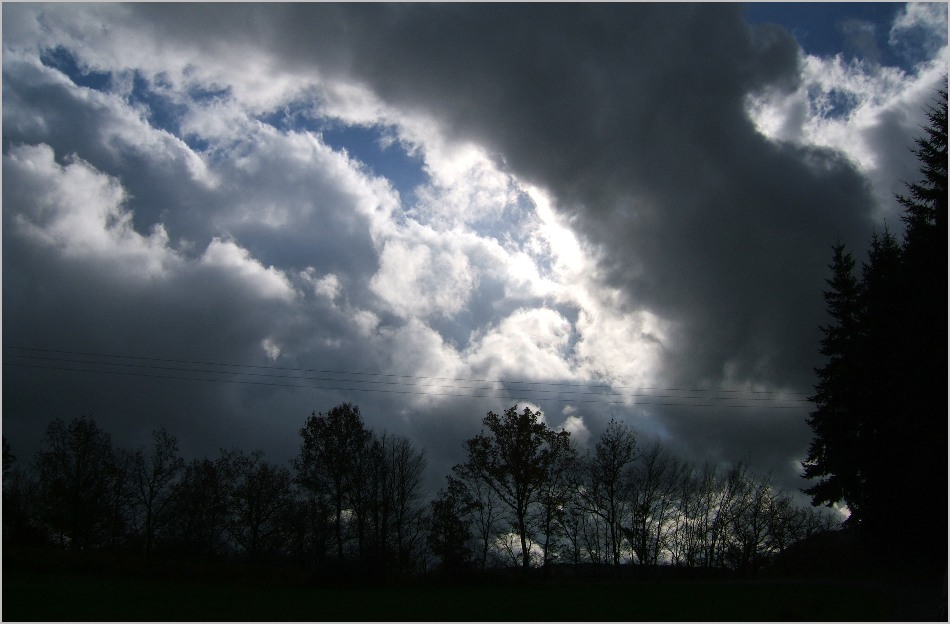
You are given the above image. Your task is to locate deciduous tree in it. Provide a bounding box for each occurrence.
[166,456,230,556]
[428,477,474,572]
[34,417,116,550]
[221,449,295,560]
[581,418,637,567]
[627,440,681,567]
[130,428,184,553]
[460,405,571,568]
[295,403,373,562]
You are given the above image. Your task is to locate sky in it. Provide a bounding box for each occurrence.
[2,3,947,503]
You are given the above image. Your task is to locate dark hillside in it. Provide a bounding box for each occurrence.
[4,543,946,621]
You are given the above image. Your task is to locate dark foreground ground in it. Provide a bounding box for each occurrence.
[3,547,945,621]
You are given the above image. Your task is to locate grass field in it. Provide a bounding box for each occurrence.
[3,568,941,621]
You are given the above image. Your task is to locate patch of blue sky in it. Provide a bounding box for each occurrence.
[257,100,323,134]
[128,71,189,137]
[180,133,212,154]
[257,105,428,200]
[321,124,429,201]
[40,46,208,151]
[744,3,911,69]
[39,46,111,91]
[38,49,224,154]
[122,72,217,152]
[186,83,232,103]
[808,85,860,120]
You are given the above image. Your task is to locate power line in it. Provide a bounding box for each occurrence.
[4,347,811,410]
[3,361,808,409]
[2,352,811,404]
[2,346,811,398]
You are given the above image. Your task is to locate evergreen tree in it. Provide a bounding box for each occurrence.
[804,86,947,567]
[854,230,904,538]
[802,243,865,521]
[899,88,947,244]
[886,87,947,559]
[3,436,14,479]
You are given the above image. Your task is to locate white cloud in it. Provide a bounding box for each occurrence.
[3,143,178,279]
[7,4,319,116]
[370,236,476,319]
[6,4,659,404]
[561,412,591,447]
[889,3,948,57]
[573,306,668,393]
[375,318,466,402]
[746,48,948,224]
[214,123,400,234]
[301,268,342,300]
[199,237,298,302]
[261,338,282,361]
[464,307,575,381]
[3,51,217,189]
[409,139,520,230]
[352,309,381,337]
[503,250,555,299]
[742,5,948,228]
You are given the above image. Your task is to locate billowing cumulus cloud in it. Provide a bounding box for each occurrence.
[5,144,172,273]
[371,236,476,319]
[3,4,945,500]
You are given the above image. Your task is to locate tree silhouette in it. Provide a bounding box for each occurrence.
[221,449,295,560]
[166,456,230,556]
[381,434,428,570]
[460,405,572,568]
[532,428,577,568]
[34,416,117,550]
[362,432,428,573]
[445,465,504,569]
[3,436,14,480]
[803,87,947,566]
[581,418,637,567]
[802,243,865,519]
[899,88,947,242]
[130,429,184,553]
[5,409,843,582]
[627,440,681,567]
[890,87,947,561]
[723,466,774,575]
[295,403,373,563]
[428,477,474,572]
[855,229,904,536]
[3,437,46,546]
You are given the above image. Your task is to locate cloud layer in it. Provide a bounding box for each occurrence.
[3,4,946,496]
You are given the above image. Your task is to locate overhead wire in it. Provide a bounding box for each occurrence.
[3,346,811,395]
[3,346,812,410]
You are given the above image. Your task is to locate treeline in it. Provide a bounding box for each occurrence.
[430,406,835,575]
[2,405,429,578]
[2,403,836,579]
[801,87,946,569]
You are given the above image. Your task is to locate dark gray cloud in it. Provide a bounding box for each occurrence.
[201,3,875,392]
[234,4,878,471]
[3,4,943,505]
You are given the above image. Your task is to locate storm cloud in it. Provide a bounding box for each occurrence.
[3,3,946,497]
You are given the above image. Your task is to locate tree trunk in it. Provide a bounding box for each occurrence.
[335,494,344,562]
[518,514,530,567]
